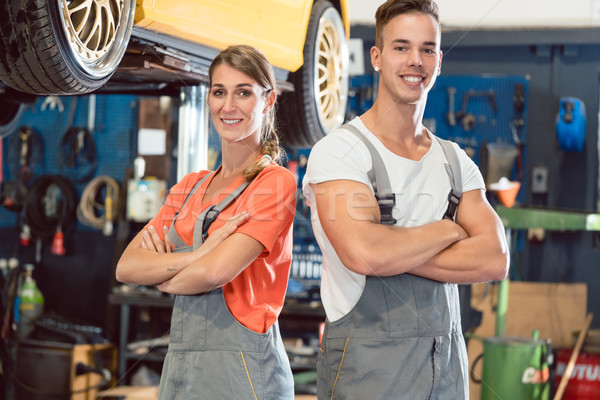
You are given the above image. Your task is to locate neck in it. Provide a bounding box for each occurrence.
[219,140,260,180]
[362,96,427,141]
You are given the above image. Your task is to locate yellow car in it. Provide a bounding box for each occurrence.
[0,0,350,147]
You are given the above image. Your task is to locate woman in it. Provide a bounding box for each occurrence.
[116,45,297,399]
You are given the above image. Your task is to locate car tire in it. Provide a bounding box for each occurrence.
[279,0,349,148]
[0,0,136,95]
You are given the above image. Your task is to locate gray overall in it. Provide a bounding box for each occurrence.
[157,174,294,400]
[316,125,469,400]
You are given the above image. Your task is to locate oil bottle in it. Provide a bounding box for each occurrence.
[16,264,44,340]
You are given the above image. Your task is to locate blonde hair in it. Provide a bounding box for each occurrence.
[208,45,284,181]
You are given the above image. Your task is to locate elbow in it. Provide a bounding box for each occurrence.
[115,261,128,283]
[201,262,232,290]
[115,257,135,284]
[489,250,510,282]
[337,241,383,276]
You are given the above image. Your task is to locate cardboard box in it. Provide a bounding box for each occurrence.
[467,281,587,400]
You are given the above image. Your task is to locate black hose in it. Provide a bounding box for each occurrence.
[24,175,77,239]
[59,126,98,183]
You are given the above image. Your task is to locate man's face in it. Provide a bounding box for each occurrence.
[373,12,442,105]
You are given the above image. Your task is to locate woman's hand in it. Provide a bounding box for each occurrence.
[156,212,251,293]
[140,225,172,253]
[199,212,251,254]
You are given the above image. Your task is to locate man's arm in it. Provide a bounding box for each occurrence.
[411,188,509,283]
[313,180,467,276]
[313,181,508,283]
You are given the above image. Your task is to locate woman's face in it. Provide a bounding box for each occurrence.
[208,64,270,145]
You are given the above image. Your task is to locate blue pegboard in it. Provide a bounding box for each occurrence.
[1,94,138,229]
[424,76,528,168]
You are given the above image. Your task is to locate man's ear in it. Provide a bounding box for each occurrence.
[370,45,381,72]
[437,50,443,76]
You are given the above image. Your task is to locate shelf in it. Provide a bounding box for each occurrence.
[495,205,600,231]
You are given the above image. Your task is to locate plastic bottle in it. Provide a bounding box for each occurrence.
[16,264,44,340]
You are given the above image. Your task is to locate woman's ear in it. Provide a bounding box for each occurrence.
[264,89,277,113]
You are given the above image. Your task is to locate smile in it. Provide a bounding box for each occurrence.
[222,118,242,125]
[402,76,423,83]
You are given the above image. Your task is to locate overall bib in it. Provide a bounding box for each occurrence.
[157,174,294,400]
[316,125,469,400]
[317,275,468,400]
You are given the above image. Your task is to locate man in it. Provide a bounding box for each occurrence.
[302,0,509,398]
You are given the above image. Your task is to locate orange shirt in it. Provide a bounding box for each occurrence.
[149,163,297,333]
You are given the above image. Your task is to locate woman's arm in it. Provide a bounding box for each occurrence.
[156,232,265,294]
[115,212,250,286]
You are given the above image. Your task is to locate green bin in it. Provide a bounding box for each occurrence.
[475,336,551,400]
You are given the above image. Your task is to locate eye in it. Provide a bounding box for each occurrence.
[422,48,436,55]
[211,89,225,96]
[238,90,252,97]
[394,46,407,52]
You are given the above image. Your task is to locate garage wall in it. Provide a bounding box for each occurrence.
[350,24,600,328]
[0,95,139,328]
[349,0,600,26]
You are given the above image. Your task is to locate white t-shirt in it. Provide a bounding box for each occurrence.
[302,117,485,321]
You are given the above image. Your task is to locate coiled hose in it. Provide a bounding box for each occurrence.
[77,176,121,235]
[24,175,77,239]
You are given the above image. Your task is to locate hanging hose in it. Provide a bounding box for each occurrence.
[77,176,121,236]
[24,175,77,240]
[59,127,98,183]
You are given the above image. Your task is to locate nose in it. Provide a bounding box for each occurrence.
[407,49,423,67]
[222,94,236,112]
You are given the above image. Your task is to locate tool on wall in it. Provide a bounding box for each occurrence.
[555,97,586,152]
[59,97,98,182]
[455,89,498,132]
[446,86,457,127]
[7,126,44,183]
[512,83,525,181]
[23,175,77,258]
[77,175,121,236]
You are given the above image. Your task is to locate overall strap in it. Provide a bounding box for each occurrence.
[168,173,212,249]
[342,123,397,225]
[436,137,463,221]
[192,180,252,249]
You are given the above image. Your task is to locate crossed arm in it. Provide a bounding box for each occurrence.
[115,212,265,295]
[312,180,509,284]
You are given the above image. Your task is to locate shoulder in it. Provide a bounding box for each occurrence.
[168,170,211,196]
[311,118,368,156]
[251,164,297,192]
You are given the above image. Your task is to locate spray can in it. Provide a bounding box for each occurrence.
[16,264,44,340]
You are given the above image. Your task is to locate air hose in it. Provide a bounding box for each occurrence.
[77,176,121,236]
[23,175,77,254]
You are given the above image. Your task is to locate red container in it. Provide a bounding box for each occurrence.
[554,349,600,399]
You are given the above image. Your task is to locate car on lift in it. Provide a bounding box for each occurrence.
[0,0,349,148]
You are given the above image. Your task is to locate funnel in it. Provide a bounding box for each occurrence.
[489,177,521,208]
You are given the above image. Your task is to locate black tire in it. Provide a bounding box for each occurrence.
[0,0,136,95]
[279,0,349,148]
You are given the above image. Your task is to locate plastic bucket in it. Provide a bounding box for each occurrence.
[554,349,600,399]
[479,336,551,400]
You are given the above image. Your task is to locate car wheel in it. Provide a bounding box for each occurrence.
[279,0,349,148]
[0,0,136,95]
